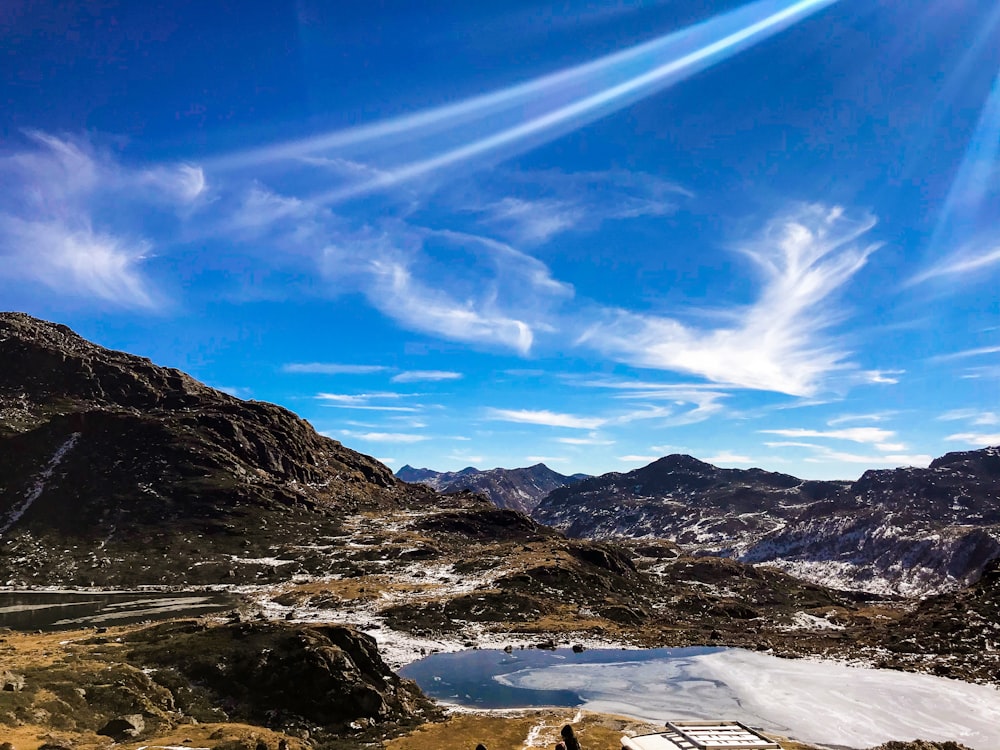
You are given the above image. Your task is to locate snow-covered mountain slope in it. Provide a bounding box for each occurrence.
[533,450,1000,596]
[397,462,586,513]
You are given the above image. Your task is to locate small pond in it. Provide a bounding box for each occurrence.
[400,646,1000,750]
[0,590,237,631]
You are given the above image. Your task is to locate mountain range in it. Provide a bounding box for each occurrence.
[396,463,587,513]
[533,450,1000,595]
[3,311,1000,749]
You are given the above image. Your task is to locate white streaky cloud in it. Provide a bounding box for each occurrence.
[314,392,404,404]
[375,457,397,465]
[945,432,1000,447]
[284,363,389,375]
[0,132,202,307]
[827,411,897,425]
[525,455,569,464]
[391,370,463,383]
[578,204,879,395]
[760,427,896,444]
[486,408,606,430]
[909,242,1000,285]
[339,430,428,443]
[139,163,206,203]
[480,197,585,244]
[767,440,932,467]
[938,409,999,425]
[555,436,616,446]
[929,345,1000,362]
[802,450,933,466]
[217,0,838,200]
[467,169,687,244]
[911,67,1000,288]
[862,369,904,385]
[875,442,908,452]
[0,217,156,307]
[320,404,420,412]
[703,452,754,465]
[227,185,315,237]
[322,225,570,354]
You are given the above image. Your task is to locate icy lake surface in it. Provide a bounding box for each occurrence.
[400,647,1000,750]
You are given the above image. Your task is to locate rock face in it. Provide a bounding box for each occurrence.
[533,451,1000,595]
[0,312,427,585]
[397,463,587,513]
[126,621,438,737]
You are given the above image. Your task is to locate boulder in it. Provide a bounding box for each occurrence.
[0,671,24,691]
[97,714,145,741]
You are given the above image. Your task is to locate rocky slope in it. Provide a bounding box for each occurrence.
[396,463,586,513]
[533,451,1000,595]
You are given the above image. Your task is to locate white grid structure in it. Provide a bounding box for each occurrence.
[620,720,782,750]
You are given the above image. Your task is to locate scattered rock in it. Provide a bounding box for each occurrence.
[97,714,145,741]
[0,670,25,691]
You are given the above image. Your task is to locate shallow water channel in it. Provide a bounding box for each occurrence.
[400,646,1000,750]
[0,590,237,631]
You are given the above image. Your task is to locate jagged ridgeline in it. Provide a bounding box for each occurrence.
[534,448,1000,596]
[0,312,438,585]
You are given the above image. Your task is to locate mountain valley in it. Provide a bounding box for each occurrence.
[1,313,997,750]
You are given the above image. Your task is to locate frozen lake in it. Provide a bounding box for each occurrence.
[400,647,1000,750]
[0,590,237,631]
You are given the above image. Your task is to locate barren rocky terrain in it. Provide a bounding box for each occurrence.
[1,313,996,750]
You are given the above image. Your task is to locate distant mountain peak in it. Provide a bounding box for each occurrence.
[395,462,587,514]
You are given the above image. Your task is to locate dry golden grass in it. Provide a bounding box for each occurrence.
[386,711,824,750]
[386,710,662,750]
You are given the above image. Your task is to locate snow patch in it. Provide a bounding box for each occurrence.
[1,432,80,536]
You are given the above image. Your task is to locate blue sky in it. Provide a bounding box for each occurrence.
[2,0,998,480]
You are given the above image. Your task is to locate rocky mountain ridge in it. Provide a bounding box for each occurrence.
[533,450,1000,595]
[396,462,587,513]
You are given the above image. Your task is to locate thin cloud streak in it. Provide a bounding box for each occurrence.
[216,0,838,202]
[391,370,463,383]
[284,363,390,374]
[760,427,897,444]
[945,432,1000,447]
[486,408,606,430]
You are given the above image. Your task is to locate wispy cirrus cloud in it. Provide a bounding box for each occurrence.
[555,435,616,446]
[462,169,687,245]
[314,392,404,404]
[391,370,463,383]
[216,0,838,203]
[760,426,898,445]
[938,409,999,425]
[285,362,390,375]
[945,432,1000,447]
[321,225,571,354]
[929,345,1000,363]
[577,204,879,396]
[764,441,932,468]
[908,242,1000,286]
[827,411,898,425]
[337,429,428,443]
[861,369,904,385]
[486,408,606,429]
[0,131,204,307]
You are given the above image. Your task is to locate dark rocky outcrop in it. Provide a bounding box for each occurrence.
[126,620,438,739]
[0,312,437,585]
